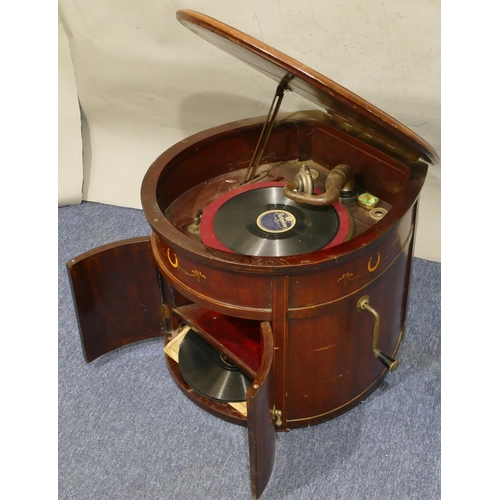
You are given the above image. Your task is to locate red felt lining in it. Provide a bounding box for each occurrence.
[199,182,350,254]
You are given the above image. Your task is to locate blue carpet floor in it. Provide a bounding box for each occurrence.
[58,201,440,500]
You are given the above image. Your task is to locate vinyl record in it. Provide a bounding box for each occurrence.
[200,182,351,256]
[178,329,251,402]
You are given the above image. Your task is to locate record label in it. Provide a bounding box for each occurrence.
[256,209,296,234]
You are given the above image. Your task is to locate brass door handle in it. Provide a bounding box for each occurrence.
[356,295,399,372]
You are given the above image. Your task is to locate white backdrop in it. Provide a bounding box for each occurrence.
[58,0,440,261]
[58,15,83,206]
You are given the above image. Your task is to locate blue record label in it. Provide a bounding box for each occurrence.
[256,209,296,234]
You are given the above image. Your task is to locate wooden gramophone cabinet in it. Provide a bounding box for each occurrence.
[67,10,438,498]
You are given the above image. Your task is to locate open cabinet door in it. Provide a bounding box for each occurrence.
[246,321,276,498]
[67,236,164,362]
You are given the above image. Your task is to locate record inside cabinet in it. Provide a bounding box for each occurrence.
[178,329,251,402]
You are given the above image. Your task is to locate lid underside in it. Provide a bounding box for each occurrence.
[177,9,438,165]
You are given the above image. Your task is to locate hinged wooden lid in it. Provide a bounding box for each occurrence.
[177,9,438,165]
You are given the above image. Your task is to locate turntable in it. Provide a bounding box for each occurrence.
[67,9,438,499]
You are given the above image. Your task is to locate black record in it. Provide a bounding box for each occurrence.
[212,186,340,256]
[178,329,251,402]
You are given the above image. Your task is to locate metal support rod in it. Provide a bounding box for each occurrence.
[243,85,286,183]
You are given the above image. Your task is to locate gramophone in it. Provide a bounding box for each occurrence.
[67,10,438,498]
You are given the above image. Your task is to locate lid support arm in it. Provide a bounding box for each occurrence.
[243,84,286,183]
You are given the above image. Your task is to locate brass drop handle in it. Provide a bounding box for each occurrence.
[356,295,399,372]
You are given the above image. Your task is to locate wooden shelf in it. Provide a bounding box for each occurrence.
[173,304,262,379]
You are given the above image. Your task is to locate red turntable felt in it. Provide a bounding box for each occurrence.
[200,182,351,256]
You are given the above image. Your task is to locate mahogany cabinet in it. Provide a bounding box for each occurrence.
[67,9,438,499]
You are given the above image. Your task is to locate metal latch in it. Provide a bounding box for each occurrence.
[271,406,282,427]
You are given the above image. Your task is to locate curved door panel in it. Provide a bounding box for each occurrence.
[67,237,164,362]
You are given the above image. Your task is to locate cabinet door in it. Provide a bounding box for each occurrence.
[246,321,276,498]
[67,236,164,362]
